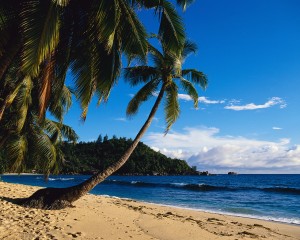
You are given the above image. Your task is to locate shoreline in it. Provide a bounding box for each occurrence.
[1,181,300,240]
[135,201,300,226]
[1,176,300,226]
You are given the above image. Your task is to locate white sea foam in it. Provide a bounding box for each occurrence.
[35,176,75,181]
[171,182,187,186]
[48,177,74,181]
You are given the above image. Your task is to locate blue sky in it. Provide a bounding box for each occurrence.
[63,0,300,173]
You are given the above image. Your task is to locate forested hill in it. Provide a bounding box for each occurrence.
[61,136,195,175]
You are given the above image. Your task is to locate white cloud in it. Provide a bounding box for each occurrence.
[272,127,282,130]
[144,126,300,173]
[178,94,225,104]
[199,96,225,104]
[178,94,192,101]
[225,97,287,111]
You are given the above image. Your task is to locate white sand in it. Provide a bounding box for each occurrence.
[0,181,299,240]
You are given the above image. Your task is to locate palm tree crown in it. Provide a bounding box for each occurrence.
[124,39,207,132]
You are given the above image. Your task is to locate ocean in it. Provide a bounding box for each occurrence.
[1,174,299,225]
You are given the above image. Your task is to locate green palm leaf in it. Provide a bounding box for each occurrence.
[29,127,57,177]
[5,134,27,172]
[126,79,159,116]
[182,40,197,59]
[176,0,195,11]
[118,0,148,57]
[21,1,60,77]
[49,85,72,122]
[179,77,198,108]
[165,81,180,132]
[181,69,208,89]
[157,0,185,53]
[124,66,158,86]
[12,76,33,132]
[93,0,120,51]
[148,43,164,69]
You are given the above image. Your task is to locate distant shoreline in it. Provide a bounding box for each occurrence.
[1,173,43,176]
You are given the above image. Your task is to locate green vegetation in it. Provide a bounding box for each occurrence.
[0,0,205,209]
[0,0,187,175]
[61,136,195,175]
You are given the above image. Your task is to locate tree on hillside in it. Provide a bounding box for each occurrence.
[17,38,207,209]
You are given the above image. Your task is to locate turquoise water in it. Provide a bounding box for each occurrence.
[1,174,300,225]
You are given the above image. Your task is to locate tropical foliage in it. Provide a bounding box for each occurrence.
[0,0,193,175]
[0,75,78,175]
[124,39,207,132]
[0,0,189,121]
[0,0,207,209]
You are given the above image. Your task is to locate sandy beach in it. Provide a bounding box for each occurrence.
[0,181,299,240]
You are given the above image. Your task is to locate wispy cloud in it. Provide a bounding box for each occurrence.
[145,126,300,173]
[225,97,287,111]
[199,96,225,104]
[178,94,225,104]
[114,117,127,122]
[272,127,282,130]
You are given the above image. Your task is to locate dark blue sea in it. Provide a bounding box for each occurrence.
[1,174,300,225]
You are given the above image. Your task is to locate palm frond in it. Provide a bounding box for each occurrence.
[31,131,57,177]
[12,76,33,132]
[93,0,120,51]
[176,0,195,11]
[118,0,148,56]
[123,66,158,86]
[181,69,208,90]
[21,1,60,77]
[52,0,70,7]
[0,39,21,81]
[42,118,78,144]
[164,81,180,132]
[71,42,96,120]
[182,40,197,59]
[94,40,122,104]
[179,77,198,108]
[48,85,72,121]
[126,79,159,116]
[148,43,164,68]
[38,56,55,119]
[5,134,27,172]
[157,0,185,54]
[58,122,78,142]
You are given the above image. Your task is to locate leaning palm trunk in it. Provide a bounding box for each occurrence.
[17,85,166,210]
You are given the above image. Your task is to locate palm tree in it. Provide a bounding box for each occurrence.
[0,0,189,179]
[0,74,78,176]
[17,39,207,209]
[0,0,188,122]
[0,0,198,209]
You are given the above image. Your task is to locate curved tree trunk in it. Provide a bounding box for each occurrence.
[17,84,166,209]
